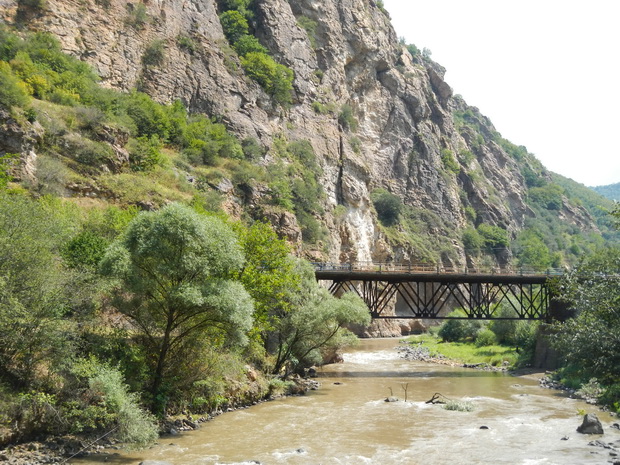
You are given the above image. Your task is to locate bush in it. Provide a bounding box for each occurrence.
[125,3,148,30]
[441,148,460,174]
[297,16,318,48]
[142,40,165,67]
[443,399,474,412]
[475,328,497,347]
[0,61,30,109]
[371,188,402,226]
[233,34,267,56]
[220,10,249,44]
[462,227,483,255]
[128,136,165,172]
[125,92,171,140]
[338,104,358,131]
[438,310,484,342]
[477,223,509,252]
[240,52,293,105]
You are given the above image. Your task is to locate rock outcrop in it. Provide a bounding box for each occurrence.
[0,0,602,334]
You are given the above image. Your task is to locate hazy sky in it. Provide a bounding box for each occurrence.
[382,0,620,187]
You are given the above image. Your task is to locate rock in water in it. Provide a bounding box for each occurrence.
[577,413,604,434]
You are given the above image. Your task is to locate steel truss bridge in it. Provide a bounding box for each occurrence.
[314,263,565,321]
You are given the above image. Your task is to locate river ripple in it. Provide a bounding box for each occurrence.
[72,338,619,465]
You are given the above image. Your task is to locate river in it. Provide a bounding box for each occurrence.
[72,338,619,464]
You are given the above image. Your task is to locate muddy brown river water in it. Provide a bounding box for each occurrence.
[71,338,619,464]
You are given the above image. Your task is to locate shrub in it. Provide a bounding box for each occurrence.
[462,227,483,255]
[477,223,509,252]
[142,40,165,67]
[128,136,164,172]
[475,328,497,347]
[125,3,148,30]
[233,34,267,56]
[0,61,30,109]
[241,137,265,160]
[240,52,293,105]
[371,188,402,226]
[438,309,484,342]
[220,10,249,44]
[125,91,171,140]
[443,400,474,412]
[297,16,318,48]
[62,230,109,269]
[441,148,460,174]
[177,35,196,54]
[338,104,358,131]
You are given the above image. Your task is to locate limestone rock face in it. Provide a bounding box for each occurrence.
[2,0,599,269]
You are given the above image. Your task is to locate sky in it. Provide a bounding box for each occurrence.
[382,0,620,187]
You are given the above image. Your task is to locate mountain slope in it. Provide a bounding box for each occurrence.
[0,0,616,272]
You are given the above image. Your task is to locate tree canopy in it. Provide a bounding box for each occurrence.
[100,203,254,414]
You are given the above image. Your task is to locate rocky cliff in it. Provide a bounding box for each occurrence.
[0,0,608,335]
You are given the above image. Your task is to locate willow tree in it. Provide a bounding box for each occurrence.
[101,204,254,414]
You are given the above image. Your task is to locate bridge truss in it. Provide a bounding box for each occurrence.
[316,265,558,320]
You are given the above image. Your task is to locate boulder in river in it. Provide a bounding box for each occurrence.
[139,461,174,465]
[577,413,604,434]
[385,396,399,402]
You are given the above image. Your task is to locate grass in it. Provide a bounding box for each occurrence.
[408,333,519,367]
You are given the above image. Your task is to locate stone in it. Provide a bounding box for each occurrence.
[384,396,399,402]
[139,462,174,465]
[577,413,604,434]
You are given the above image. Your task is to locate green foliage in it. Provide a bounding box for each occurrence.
[220,10,250,44]
[0,61,30,109]
[529,184,564,210]
[371,188,402,226]
[437,310,484,342]
[240,52,293,105]
[177,35,196,54]
[550,247,620,390]
[142,40,166,67]
[100,203,254,414]
[513,229,552,270]
[233,34,267,56]
[128,135,165,172]
[476,223,509,253]
[125,91,171,140]
[0,194,77,388]
[62,230,109,269]
[440,148,460,174]
[297,16,318,48]
[462,227,483,255]
[338,104,358,131]
[241,136,265,160]
[474,328,497,347]
[270,260,370,374]
[592,182,620,201]
[0,153,18,189]
[406,43,420,57]
[125,3,148,30]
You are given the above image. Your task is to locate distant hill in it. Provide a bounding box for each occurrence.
[592,183,620,201]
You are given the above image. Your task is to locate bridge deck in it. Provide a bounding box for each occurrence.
[313,263,563,320]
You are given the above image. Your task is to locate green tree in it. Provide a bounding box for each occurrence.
[240,52,293,105]
[100,204,254,414]
[371,188,402,226]
[550,247,620,404]
[219,10,249,44]
[0,194,77,388]
[270,260,370,374]
[234,221,300,339]
[477,223,509,253]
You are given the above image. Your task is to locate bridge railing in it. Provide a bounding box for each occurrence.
[312,261,567,277]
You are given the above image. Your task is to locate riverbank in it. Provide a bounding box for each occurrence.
[0,376,321,464]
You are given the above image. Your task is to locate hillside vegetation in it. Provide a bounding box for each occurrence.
[1,4,619,452]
